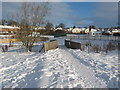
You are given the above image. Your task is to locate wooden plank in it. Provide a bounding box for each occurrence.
[44,40,58,52]
[65,40,81,49]
[0,39,21,43]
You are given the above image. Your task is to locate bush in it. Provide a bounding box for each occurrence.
[81,44,85,51]
[101,41,117,54]
[35,37,49,42]
[53,30,66,37]
[92,44,101,53]
[106,42,116,51]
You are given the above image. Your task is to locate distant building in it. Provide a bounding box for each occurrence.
[38,27,46,30]
[89,29,102,36]
[84,28,89,34]
[54,27,63,31]
[0,25,20,36]
[90,29,97,32]
[72,28,81,34]
[89,31,102,36]
[66,28,73,33]
[112,29,120,34]
[0,25,20,43]
[112,29,120,36]
[102,30,112,35]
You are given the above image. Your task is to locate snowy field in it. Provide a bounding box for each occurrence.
[0,38,119,88]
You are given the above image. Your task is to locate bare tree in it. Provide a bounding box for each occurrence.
[0,20,2,25]
[16,2,49,52]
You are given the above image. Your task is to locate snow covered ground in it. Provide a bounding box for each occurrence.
[0,38,119,88]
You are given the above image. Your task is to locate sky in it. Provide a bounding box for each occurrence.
[1,0,119,2]
[1,2,119,28]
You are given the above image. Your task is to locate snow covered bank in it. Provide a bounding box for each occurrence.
[0,46,118,88]
[68,49,118,88]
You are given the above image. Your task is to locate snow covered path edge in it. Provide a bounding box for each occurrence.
[0,46,118,88]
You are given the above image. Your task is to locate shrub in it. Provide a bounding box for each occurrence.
[92,44,101,53]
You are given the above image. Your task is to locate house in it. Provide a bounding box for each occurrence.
[112,29,120,34]
[66,28,73,33]
[89,31,102,36]
[84,28,90,34]
[80,28,86,34]
[38,27,46,30]
[72,28,81,34]
[112,29,120,36]
[89,29,102,36]
[0,25,20,43]
[54,27,63,31]
[0,25,20,37]
[90,29,97,32]
[102,30,112,35]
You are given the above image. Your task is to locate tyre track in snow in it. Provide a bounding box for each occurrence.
[39,46,107,88]
[42,45,108,88]
[59,46,107,88]
[41,49,81,88]
[67,49,118,88]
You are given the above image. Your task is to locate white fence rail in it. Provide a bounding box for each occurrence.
[59,35,119,41]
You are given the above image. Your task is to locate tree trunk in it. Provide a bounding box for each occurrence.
[29,47,32,52]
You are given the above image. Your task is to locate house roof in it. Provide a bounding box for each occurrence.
[0,25,19,29]
[0,25,20,31]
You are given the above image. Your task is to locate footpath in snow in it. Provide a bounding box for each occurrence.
[0,45,118,88]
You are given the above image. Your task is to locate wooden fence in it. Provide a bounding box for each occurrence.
[0,39,21,43]
[44,40,58,52]
[65,40,81,49]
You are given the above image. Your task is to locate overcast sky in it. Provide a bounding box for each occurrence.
[1,2,119,28]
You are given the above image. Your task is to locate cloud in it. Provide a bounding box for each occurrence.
[73,2,118,28]
[73,18,93,27]
[2,2,118,28]
[92,2,118,27]
[47,2,89,27]
[2,2,20,19]
[2,2,74,27]
[47,2,73,25]
[0,2,2,19]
